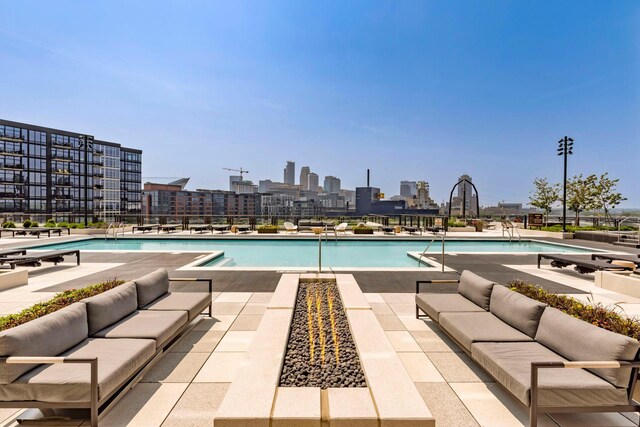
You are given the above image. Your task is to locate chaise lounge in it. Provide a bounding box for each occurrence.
[0,268,212,427]
[415,270,640,426]
[538,254,634,274]
[0,250,81,269]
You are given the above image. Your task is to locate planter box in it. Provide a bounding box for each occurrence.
[519,229,574,239]
[0,269,28,291]
[353,228,373,235]
[447,226,476,232]
[70,226,134,235]
[595,271,640,298]
[257,229,279,234]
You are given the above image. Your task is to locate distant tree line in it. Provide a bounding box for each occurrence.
[529,173,626,226]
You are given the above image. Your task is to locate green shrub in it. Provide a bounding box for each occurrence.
[89,221,107,229]
[447,220,467,227]
[69,223,85,229]
[23,219,31,228]
[0,279,126,331]
[44,219,57,228]
[30,221,39,228]
[509,280,640,341]
[2,221,15,228]
[57,221,70,228]
[539,225,637,232]
[257,225,278,233]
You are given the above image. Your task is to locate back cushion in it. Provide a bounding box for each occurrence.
[536,307,640,387]
[490,285,547,337]
[84,282,138,335]
[135,268,170,307]
[0,303,88,383]
[457,270,495,310]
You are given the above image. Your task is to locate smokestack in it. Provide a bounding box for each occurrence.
[367,169,370,187]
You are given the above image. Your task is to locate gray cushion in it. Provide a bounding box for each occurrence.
[535,307,640,387]
[0,338,155,402]
[0,303,88,384]
[489,285,547,338]
[135,269,170,307]
[439,312,532,352]
[92,310,187,349]
[471,341,629,407]
[144,292,211,321]
[457,270,495,310]
[415,293,485,322]
[83,282,138,335]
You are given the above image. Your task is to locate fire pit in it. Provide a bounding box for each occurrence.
[280,281,366,388]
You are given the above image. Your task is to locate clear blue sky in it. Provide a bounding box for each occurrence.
[1,1,638,207]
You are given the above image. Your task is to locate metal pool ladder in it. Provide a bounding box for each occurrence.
[105,222,126,241]
[501,220,522,243]
[418,231,445,273]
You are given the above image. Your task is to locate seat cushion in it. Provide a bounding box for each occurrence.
[92,310,187,349]
[143,292,210,321]
[535,307,640,387]
[0,303,88,384]
[135,269,170,308]
[415,293,485,322]
[83,282,138,335]
[439,312,532,352]
[457,270,495,310]
[489,285,547,338]
[0,338,155,403]
[471,341,629,407]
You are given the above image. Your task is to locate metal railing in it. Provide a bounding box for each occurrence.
[418,230,445,272]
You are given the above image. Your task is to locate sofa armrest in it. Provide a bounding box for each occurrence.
[416,279,459,294]
[170,277,213,294]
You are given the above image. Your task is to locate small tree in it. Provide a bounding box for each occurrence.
[593,173,626,226]
[566,174,598,226]
[529,178,560,226]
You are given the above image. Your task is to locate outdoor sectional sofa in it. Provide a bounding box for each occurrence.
[0,268,212,427]
[415,270,640,426]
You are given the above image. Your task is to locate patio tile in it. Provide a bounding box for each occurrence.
[364,292,385,303]
[272,387,321,427]
[387,302,417,316]
[381,292,415,303]
[211,302,246,315]
[410,329,462,353]
[398,352,445,382]
[193,352,248,383]
[214,292,252,303]
[248,292,273,303]
[415,382,479,427]
[375,314,406,331]
[161,383,230,427]
[142,352,209,383]
[98,383,188,427]
[171,330,225,353]
[369,302,394,315]
[397,315,431,331]
[214,331,256,352]
[385,331,422,352]
[426,352,492,382]
[195,315,237,331]
[241,302,268,315]
[328,388,377,427]
[229,314,263,331]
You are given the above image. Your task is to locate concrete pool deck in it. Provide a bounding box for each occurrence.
[0,234,639,426]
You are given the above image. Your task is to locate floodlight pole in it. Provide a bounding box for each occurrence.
[557,136,574,233]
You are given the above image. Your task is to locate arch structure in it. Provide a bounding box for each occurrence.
[448,178,480,218]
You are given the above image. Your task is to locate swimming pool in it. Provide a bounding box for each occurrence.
[35,238,596,269]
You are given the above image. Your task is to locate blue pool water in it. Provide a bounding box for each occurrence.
[36,238,594,268]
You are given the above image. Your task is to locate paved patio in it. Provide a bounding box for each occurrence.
[0,233,639,426]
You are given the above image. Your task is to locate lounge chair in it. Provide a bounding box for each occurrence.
[158,224,183,233]
[284,222,298,234]
[401,225,422,235]
[0,250,80,270]
[591,254,640,268]
[189,224,210,234]
[0,249,27,257]
[538,254,633,274]
[334,223,349,235]
[211,224,231,234]
[132,224,160,234]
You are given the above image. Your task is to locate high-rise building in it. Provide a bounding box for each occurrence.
[229,175,242,191]
[323,176,341,194]
[283,161,295,185]
[300,166,310,190]
[400,180,417,197]
[307,173,319,192]
[456,174,477,216]
[0,119,142,223]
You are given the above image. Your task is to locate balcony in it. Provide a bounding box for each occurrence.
[0,150,24,157]
[53,169,72,175]
[0,164,25,171]
[93,150,104,156]
[0,192,25,199]
[51,142,73,149]
[54,194,73,200]
[52,155,74,162]
[0,134,25,142]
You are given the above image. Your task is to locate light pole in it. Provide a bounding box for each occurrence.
[557,136,574,232]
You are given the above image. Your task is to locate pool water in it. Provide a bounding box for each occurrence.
[36,238,594,268]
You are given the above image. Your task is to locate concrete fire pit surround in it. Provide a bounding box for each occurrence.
[214,273,434,427]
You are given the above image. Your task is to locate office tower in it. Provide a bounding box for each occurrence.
[283,161,295,185]
[400,180,417,197]
[300,166,310,190]
[323,176,341,194]
[229,175,242,192]
[307,173,319,192]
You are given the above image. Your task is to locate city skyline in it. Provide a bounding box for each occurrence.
[1,2,637,206]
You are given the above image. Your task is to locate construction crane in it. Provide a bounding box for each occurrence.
[222,167,249,179]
